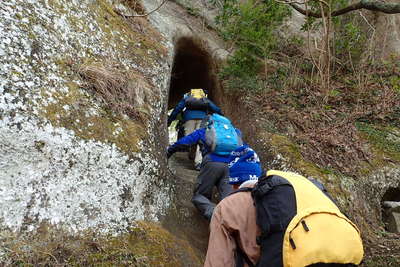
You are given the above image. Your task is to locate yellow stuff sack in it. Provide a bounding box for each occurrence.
[190,88,206,99]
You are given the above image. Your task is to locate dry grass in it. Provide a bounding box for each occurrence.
[120,0,146,15]
[242,55,400,176]
[78,63,152,123]
[115,0,167,55]
[362,231,400,266]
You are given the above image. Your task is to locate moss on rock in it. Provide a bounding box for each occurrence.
[84,221,201,266]
[265,132,353,205]
[356,122,400,165]
[1,221,201,266]
[40,81,145,154]
[268,133,330,179]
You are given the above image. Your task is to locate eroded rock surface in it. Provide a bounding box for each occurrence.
[0,0,171,233]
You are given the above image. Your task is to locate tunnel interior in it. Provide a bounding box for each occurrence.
[382,187,400,202]
[381,186,400,232]
[168,37,217,109]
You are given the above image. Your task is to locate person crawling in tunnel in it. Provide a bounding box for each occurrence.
[167,113,243,221]
[167,88,222,170]
[204,145,364,267]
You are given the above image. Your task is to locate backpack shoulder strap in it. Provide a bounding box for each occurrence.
[309,178,338,205]
[251,175,291,199]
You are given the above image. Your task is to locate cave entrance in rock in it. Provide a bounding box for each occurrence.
[381,186,400,233]
[382,187,400,202]
[168,37,217,109]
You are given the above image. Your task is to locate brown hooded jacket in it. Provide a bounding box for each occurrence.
[204,181,260,267]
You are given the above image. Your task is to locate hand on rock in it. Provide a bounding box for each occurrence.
[167,148,173,159]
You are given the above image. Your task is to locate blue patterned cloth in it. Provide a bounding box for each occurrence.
[228,145,262,185]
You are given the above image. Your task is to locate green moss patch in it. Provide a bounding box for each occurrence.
[90,0,167,67]
[24,0,175,156]
[356,122,400,163]
[48,0,167,67]
[268,133,330,179]
[1,221,201,266]
[266,132,351,201]
[41,82,145,154]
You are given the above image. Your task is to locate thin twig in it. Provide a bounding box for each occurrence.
[358,11,376,66]
[358,10,375,31]
[274,0,305,5]
[114,0,168,18]
[326,0,332,91]
[319,1,327,89]
[305,0,322,79]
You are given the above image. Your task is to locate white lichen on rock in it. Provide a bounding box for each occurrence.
[0,0,171,233]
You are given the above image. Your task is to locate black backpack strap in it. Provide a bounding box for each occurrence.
[251,174,291,199]
[309,178,338,205]
[250,174,297,267]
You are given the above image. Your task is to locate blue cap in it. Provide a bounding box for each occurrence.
[228,145,262,185]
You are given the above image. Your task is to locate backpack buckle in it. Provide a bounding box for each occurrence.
[256,183,273,197]
[256,233,268,246]
[256,235,262,246]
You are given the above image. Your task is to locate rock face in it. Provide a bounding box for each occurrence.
[143,0,228,59]
[0,0,172,233]
[387,211,400,233]
[0,0,227,263]
[1,0,400,264]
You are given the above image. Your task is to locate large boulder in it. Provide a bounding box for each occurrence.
[0,0,171,234]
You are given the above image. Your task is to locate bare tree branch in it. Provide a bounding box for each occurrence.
[288,0,400,18]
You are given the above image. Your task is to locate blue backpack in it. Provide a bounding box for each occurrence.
[205,114,243,156]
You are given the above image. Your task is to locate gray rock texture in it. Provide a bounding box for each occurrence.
[386,212,400,233]
[0,0,172,233]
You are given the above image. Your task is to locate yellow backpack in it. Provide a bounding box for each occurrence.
[239,170,364,267]
[189,88,206,99]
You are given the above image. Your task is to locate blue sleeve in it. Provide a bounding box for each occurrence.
[208,100,222,115]
[168,98,186,124]
[167,128,205,156]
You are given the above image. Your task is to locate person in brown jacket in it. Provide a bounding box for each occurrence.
[205,145,364,267]
[204,145,262,267]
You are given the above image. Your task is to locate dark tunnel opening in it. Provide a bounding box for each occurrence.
[381,186,400,232]
[168,37,217,109]
[382,187,400,202]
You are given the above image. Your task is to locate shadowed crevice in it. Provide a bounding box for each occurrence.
[168,37,217,109]
[381,186,400,232]
[382,187,400,202]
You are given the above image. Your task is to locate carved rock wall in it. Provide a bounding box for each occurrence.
[0,0,171,233]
